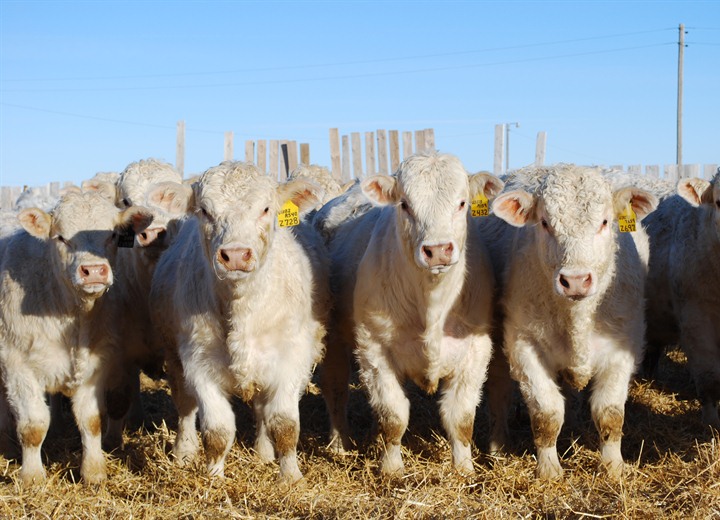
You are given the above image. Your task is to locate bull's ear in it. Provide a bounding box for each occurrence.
[18,208,52,239]
[59,185,81,197]
[361,175,398,206]
[277,178,324,215]
[118,206,154,234]
[677,177,713,207]
[81,179,118,205]
[613,187,659,221]
[491,190,536,227]
[147,182,194,215]
[469,172,505,201]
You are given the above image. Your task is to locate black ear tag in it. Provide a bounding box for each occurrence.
[118,228,136,248]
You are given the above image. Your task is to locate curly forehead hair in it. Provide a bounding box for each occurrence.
[540,166,612,232]
[196,161,276,205]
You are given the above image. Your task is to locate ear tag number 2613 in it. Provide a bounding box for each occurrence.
[278,200,300,227]
[617,202,637,233]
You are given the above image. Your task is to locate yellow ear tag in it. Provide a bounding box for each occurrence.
[278,200,300,227]
[471,193,489,217]
[617,202,637,233]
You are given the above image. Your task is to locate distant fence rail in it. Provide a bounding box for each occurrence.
[1,120,716,210]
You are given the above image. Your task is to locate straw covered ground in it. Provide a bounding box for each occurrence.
[1,347,718,519]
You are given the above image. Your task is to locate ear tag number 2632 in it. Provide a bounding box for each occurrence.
[278,200,300,227]
[471,193,489,217]
[617,202,637,233]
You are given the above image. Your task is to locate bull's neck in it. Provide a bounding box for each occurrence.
[383,218,467,329]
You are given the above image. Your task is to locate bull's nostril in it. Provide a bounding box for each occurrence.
[559,276,570,289]
[242,250,252,261]
[220,251,230,263]
[583,275,592,288]
[423,246,433,258]
[140,232,148,241]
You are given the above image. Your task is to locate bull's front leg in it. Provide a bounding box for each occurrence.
[258,385,304,483]
[589,351,634,479]
[438,334,492,475]
[507,334,565,480]
[191,376,235,478]
[71,380,107,485]
[165,347,199,464]
[319,326,353,454]
[356,331,410,476]
[4,367,50,485]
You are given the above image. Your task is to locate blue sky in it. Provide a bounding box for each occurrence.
[1,0,718,188]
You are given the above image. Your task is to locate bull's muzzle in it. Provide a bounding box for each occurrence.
[217,247,255,273]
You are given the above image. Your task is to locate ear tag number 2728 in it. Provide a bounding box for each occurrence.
[278,200,300,227]
[617,202,636,233]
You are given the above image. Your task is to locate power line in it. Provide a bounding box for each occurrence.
[1,28,674,84]
[0,42,673,94]
[0,102,328,141]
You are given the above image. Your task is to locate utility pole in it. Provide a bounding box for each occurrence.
[505,122,519,172]
[677,23,686,166]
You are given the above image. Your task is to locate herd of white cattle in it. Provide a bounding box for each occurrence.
[0,154,717,485]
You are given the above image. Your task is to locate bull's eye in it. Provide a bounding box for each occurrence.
[458,200,466,210]
[263,207,269,214]
[400,201,409,211]
[54,235,67,245]
[122,198,131,207]
[541,219,549,229]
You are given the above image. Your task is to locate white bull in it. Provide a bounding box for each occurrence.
[318,152,503,475]
[150,161,328,482]
[488,164,657,479]
[0,192,152,485]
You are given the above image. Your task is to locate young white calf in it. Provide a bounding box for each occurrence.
[0,192,152,485]
[318,152,503,475]
[103,159,192,449]
[150,161,328,482]
[489,164,657,479]
[645,171,720,428]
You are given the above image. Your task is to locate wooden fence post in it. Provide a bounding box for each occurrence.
[377,130,388,174]
[704,164,718,179]
[287,140,298,172]
[351,132,363,179]
[246,139,255,163]
[269,140,279,179]
[329,128,341,180]
[224,132,234,161]
[389,130,400,172]
[1,186,13,210]
[424,128,435,152]
[535,131,547,166]
[493,124,504,175]
[402,131,413,159]
[415,130,426,154]
[342,135,351,182]
[628,165,641,175]
[300,143,310,165]
[365,132,376,176]
[664,164,679,183]
[257,140,267,172]
[683,164,700,179]
[646,165,660,178]
[176,120,185,177]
